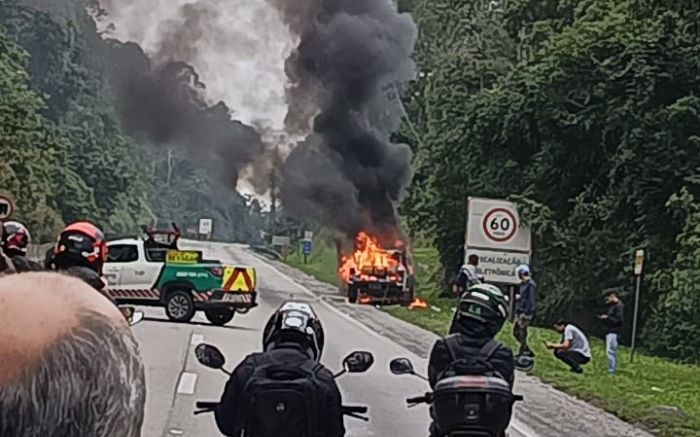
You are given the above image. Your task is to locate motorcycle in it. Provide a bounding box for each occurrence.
[193,343,373,422]
[389,357,524,437]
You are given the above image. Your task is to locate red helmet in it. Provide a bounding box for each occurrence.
[54,221,108,274]
[1,221,31,256]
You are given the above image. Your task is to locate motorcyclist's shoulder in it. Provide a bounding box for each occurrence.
[60,266,106,290]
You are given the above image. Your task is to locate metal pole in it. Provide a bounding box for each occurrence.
[509,285,516,322]
[630,275,641,363]
[304,253,308,264]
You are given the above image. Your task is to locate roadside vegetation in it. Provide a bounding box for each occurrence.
[0,1,266,242]
[285,241,700,437]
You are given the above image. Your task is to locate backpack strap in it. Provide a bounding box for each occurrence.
[479,339,501,361]
[443,333,462,362]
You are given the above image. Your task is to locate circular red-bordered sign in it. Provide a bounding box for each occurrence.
[0,196,14,220]
[482,207,517,243]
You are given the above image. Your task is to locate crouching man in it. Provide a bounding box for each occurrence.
[0,272,146,437]
[546,318,591,374]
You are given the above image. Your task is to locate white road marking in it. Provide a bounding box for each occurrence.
[191,334,204,346]
[176,372,198,395]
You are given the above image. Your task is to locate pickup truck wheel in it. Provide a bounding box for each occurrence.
[205,308,235,326]
[400,288,415,307]
[165,290,195,322]
[348,288,358,304]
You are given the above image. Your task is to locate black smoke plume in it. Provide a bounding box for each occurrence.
[274,0,417,243]
[101,5,265,190]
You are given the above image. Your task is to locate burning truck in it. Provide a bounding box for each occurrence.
[338,232,417,306]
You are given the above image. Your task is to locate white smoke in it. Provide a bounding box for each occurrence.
[97,0,296,132]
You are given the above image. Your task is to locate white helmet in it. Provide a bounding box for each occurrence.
[515,264,530,278]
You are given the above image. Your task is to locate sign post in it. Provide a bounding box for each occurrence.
[301,239,313,264]
[0,195,14,221]
[630,248,645,363]
[198,219,213,240]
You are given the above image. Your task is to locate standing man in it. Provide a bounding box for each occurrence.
[513,264,536,357]
[546,318,591,373]
[451,254,482,296]
[598,291,625,374]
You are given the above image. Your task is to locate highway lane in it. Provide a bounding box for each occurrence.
[132,241,529,437]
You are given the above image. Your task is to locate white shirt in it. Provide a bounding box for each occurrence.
[564,324,591,358]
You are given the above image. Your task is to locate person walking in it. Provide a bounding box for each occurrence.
[451,254,482,296]
[546,319,591,373]
[598,290,624,374]
[513,264,536,357]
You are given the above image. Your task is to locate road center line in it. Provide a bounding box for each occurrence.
[176,372,198,395]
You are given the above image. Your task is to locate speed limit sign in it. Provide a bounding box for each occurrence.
[482,207,517,242]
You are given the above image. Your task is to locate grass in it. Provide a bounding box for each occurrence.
[285,243,340,287]
[283,241,700,436]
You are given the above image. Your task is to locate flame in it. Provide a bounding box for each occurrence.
[358,296,373,304]
[408,297,429,310]
[338,231,402,282]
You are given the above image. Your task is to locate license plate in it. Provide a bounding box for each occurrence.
[368,283,382,290]
[222,293,250,303]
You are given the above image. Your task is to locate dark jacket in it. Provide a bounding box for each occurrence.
[215,342,345,437]
[60,266,118,306]
[9,255,43,272]
[429,319,515,389]
[515,279,536,315]
[603,301,625,335]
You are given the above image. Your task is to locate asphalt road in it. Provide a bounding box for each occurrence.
[131,241,530,437]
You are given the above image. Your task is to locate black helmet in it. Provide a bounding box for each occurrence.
[262,301,325,361]
[515,354,535,372]
[1,221,31,257]
[54,221,108,275]
[456,283,509,337]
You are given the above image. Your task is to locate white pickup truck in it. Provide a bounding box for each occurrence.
[103,236,257,325]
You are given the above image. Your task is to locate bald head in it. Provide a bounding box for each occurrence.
[0,272,146,437]
[0,272,125,383]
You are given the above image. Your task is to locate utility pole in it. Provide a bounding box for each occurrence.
[630,248,645,363]
[268,145,280,243]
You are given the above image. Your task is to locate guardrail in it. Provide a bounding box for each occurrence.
[248,245,282,260]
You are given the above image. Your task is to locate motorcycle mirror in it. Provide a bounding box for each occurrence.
[129,310,144,326]
[342,351,374,373]
[389,357,415,375]
[121,306,135,320]
[195,343,226,369]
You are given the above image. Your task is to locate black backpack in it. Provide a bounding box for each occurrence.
[439,334,505,381]
[240,356,325,437]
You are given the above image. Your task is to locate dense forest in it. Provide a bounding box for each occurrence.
[399,0,700,362]
[2,0,699,362]
[0,0,267,243]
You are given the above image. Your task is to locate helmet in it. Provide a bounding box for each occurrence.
[457,283,509,336]
[54,221,108,275]
[262,301,325,361]
[515,264,530,278]
[1,221,31,256]
[515,354,535,372]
